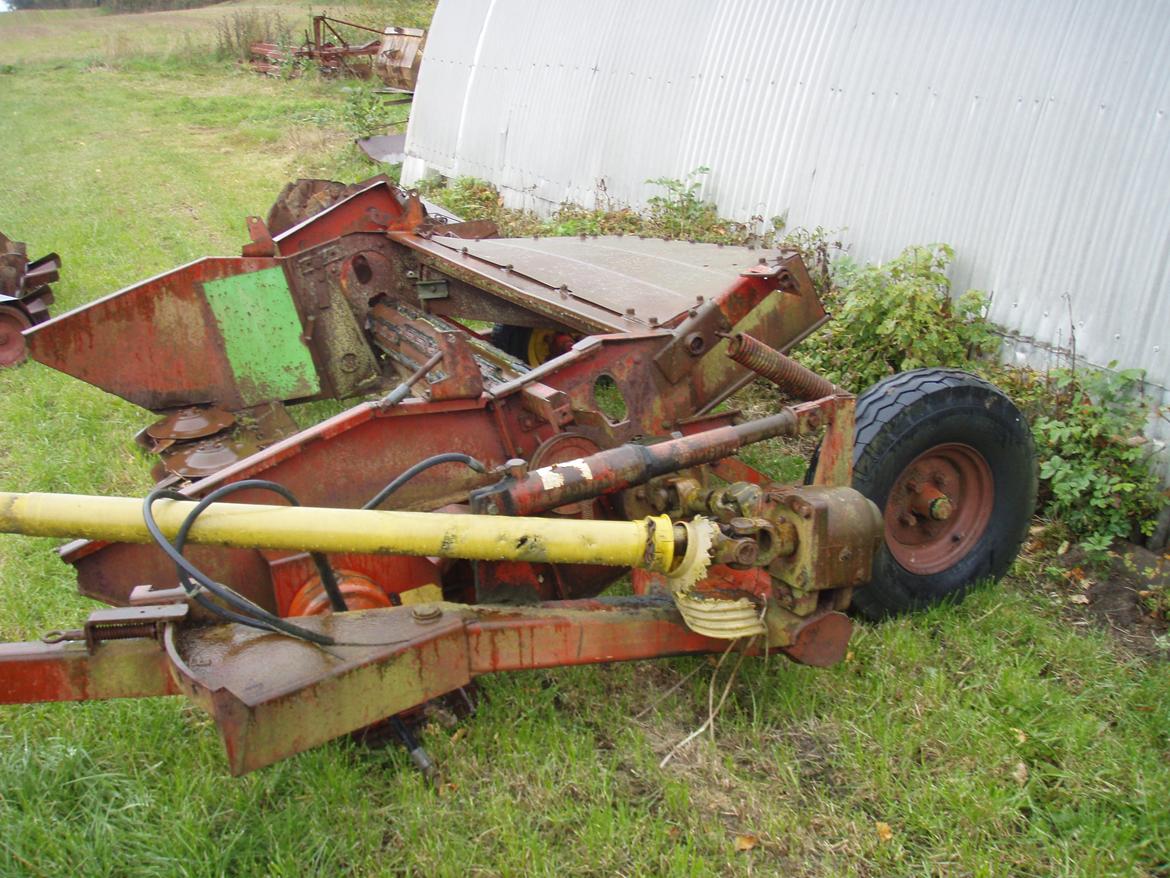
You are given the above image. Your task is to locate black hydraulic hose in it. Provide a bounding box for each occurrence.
[363,453,487,511]
[173,480,348,614]
[141,455,489,646]
[143,486,335,646]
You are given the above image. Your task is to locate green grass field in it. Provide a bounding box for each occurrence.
[1,6,1168,876]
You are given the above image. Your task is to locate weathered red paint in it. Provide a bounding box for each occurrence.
[0,638,178,703]
[0,176,886,774]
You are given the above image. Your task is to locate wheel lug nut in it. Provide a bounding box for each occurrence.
[899,512,917,527]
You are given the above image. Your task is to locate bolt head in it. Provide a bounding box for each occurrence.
[929,497,953,520]
[412,604,442,623]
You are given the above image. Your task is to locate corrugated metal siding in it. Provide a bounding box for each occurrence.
[404,0,1170,467]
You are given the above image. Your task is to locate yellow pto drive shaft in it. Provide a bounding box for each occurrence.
[0,492,683,574]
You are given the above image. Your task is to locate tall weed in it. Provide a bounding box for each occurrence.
[215,10,292,63]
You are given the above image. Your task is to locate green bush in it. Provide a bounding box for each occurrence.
[794,243,998,391]
[341,87,401,137]
[997,365,1166,558]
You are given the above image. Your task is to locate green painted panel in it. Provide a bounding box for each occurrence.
[203,267,320,406]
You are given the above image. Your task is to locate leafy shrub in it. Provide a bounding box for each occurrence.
[342,87,403,137]
[793,243,997,391]
[642,166,731,240]
[997,364,1166,557]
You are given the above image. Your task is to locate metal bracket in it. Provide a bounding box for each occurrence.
[415,278,449,301]
[42,605,189,654]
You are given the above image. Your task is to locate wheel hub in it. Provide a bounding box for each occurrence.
[884,443,994,575]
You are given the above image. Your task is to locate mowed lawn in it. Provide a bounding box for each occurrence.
[0,7,1168,877]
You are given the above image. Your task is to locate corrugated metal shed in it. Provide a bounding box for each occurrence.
[403,0,1170,468]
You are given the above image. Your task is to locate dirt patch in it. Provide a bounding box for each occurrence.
[1084,546,1170,659]
[1045,541,1170,660]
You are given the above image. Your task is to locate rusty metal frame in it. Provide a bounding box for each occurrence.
[0,175,891,776]
[0,593,858,774]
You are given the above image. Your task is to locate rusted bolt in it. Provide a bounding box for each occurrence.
[733,540,759,566]
[906,480,920,494]
[648,316,659,326]
[899,512,917,527]
[412,605,443,624]
[838,547,853,562]
[505,458,527,480]
[685,332,705,355]
[929,496,953,520]
[625,307,637,317]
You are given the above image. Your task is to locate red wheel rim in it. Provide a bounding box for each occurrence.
[0,306,31,366]
[883,443,994,575]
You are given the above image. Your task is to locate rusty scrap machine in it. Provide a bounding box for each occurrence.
[0,230,58,366]
[0,179,1036,775]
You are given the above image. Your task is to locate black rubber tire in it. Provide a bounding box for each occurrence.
[489,324,532,362]
[848,368,1037,620]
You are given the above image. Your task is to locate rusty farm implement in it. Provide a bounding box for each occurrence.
[0,230,58,366]
[0,178,1037,774]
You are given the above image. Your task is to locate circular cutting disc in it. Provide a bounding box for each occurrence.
[146,407,236,441]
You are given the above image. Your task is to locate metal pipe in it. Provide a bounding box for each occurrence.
[0,493,679,573]
[471,408,800,516]
[376,349,443,409]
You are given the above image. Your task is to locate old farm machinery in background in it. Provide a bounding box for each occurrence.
[0,178,1036,775]
[0,230,57,366]
[250,15,426,91]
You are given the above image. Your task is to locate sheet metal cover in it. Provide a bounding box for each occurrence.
[430,235,790,325]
